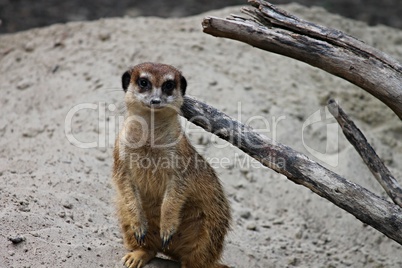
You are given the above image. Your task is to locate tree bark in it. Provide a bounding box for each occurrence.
[201,0,402,120]
[327,99,402,207]
[181,95,402,245]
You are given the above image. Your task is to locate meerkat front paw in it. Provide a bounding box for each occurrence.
[122,249,156,268]
[160,200,181,249]
[160,224,177,250]
[131,221,148,246]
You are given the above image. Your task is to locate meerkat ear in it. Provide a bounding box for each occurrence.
[180,75,187,96]
[122,71,131,92]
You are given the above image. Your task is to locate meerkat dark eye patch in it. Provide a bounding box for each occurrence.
[122,71,131,92]
[137,77,151,92]
[162,80,176,95]
[180,75,187,96]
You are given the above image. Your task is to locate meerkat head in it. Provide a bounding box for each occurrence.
[122,62,187,113]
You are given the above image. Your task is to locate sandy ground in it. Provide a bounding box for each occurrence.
[1,3,402,268]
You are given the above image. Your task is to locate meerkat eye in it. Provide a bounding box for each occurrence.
[162,80,176,95]
[137,78,151,91]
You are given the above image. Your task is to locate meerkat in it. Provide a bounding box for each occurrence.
[112,62,231,268]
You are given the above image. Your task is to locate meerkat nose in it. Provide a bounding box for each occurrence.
[150,98,161,105]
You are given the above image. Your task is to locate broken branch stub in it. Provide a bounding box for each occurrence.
[327,99,402,208]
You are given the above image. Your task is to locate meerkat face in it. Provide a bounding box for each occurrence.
[122,62,187,112]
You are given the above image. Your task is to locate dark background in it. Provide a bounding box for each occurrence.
[0,0,401,34]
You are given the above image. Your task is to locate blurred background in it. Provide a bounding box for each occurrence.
[0,0,401,34]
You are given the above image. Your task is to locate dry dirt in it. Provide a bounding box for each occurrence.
[0,3,402,268]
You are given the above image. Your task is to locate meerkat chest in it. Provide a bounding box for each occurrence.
[128,146,178,171]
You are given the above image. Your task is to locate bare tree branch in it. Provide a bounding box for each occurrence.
[327,99,402,207]
[181,95,402,245]
[201,0,402,120]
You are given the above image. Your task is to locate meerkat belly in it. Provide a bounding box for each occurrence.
[130,149,177,212]
[133,168,168,200]
[130,148,175,187]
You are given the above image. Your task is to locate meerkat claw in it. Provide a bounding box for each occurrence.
[133,227,147,246]
[161,232,173,250]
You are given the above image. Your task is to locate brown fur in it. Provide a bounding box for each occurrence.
[113,63,231,268]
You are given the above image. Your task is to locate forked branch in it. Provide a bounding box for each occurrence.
[202,0,402,120]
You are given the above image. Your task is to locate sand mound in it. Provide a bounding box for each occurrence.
[1,4,401,268]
